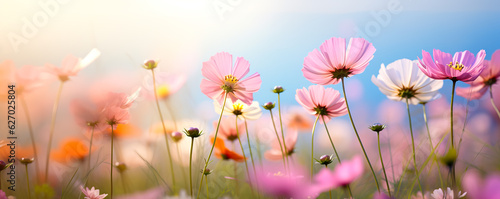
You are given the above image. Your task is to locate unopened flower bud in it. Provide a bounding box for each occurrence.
[184,127,203,138]
[20,158,35,165]
[171,131,183,142]
[115,162,127,173]
[369,123,386,133]
[0,161,7,171]
[262,102,275,110]
[440,148,457,169]
[273,86,285,94]
[142,60,158,70]
[317,155,334,166]
[202,168,212,176]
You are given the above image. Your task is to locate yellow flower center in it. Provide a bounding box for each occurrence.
[232,103,244,115]
[447,61,464,72]
[222,75,239,92]
[156,85,170,99]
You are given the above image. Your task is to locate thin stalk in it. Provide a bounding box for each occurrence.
[110,125,115,199]
[490,85,500,119]
[326,164,332,199]
[422,104,445,188]
[321,115,341,163]
[254,132,264,169]
[244,118,260,195]
[405,98,424,195]
[269,110,287,172]
[151,69,176,192]
[44,81,64,183]
[235,117,254,196]
[377,132,391,198]
[177,143,189,190]
[197,93,229,199]
[87,126,95,174]
[25,164,31,199]
[450,79,457,192]
[164,100,179,130]
[277,93,290,170]
[120,171,129,193]
[205,175,209,199]
[311,116,320,180]
[20,96,40,182]
[341,77,380,191]
[189,137,195,196]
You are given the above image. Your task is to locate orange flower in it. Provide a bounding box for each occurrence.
[105,124,140,138]
[211,136,246,162]
[51,138,91,163]
[0,141,34,161]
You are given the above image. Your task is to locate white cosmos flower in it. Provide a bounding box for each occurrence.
[372,59,443,105]
[214,99,262,120]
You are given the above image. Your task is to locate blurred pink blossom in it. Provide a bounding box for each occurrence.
[45,48,100,81]
[314,155,364,189]
[463,170,500,199]
[264,129,298,161]
[295,85,347,123]
[457,49,500,99]
[216,117,245,142]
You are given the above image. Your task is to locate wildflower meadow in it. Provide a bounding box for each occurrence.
[1,1,500,199]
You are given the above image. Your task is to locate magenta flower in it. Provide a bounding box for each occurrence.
[418,49,486,82]
[80,186,108,199]
[302,37,376,85]
[200,52,262,105]
[463,171,500,199]
[255,165,320,198]
[314,155,364,190]
[456,50,500,99]
[295,85,347,123]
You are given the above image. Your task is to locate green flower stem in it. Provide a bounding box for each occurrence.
[320,115,342,163]
[176,143,189,190]
[254,132,264,169]
[450,79,457,192]
[341,77,380,192]
[422,104,445,188]
[277,93,290,170]
[235,117,254,196]
[405,98,424,195]
[85,126,96,187]
[151,69,176,192]
[490,85,500,120]
[244,118,260,197]
[311,115,320,180]
[268,109,287,172]
[20,96,40,183]
[110,124,115,199]
[377,132,391,198]
[197,92,229,199]
[25,164,31,199]
[325,164,332,199]
[205,175,209,199]
[44,81,64,183]
[189,137,194,196]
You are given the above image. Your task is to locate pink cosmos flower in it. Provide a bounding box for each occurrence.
[100,89,140,130]
[314,155,364,190]
[45,48,100,81]
[295,85,348,123]
[216,117,245,142]
[11,64,50,94]
[264,129,298,160]
[456,49,500,99]
[255,165,320,198]
[463,170,500,199]
[418,49,486,82]
[302,37,376,85]
[200,52,261,105]
[70,99,106,131]
[142,72,186,100]
[80,186,108,199]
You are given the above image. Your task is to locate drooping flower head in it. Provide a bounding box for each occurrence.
[302,37,376,85]
[214,99,262,120]
[372,59,444,105]
[456,49,500,99]
[295,85,347,123]
[265,129,298,160]
[211,136,246,162]
[45,48,101,82]
[80,186,108,199]
[418,49,486,82]
[215,118,245,142]
[201,52,262,105]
